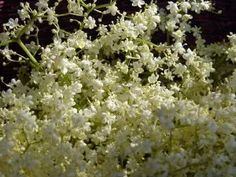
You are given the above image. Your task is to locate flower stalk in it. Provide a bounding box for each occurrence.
[16,38,40,68]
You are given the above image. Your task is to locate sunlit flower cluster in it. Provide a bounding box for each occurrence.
[0,0,236,176]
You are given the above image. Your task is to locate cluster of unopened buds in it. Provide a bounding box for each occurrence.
[0,0,236,176]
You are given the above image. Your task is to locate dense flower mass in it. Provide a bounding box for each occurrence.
[0,0,236,176]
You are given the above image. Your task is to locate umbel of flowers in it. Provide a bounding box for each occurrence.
[0,0,236,176]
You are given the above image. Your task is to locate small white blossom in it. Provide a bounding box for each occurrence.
[18,3,30,20]
[136,23,147,34]
[225,136,236,154]
[166,19,177,32]
[130,0,145,8]
[36,0,48,10]
[158,105,175,129]
[174,63,187,77]
[172,30,184,39]
[104,3,118,16]
[148,74,158,84]
[183,48,195,63]
[166,2,179,14]
[200,1,211,10]
[3,18,19,29]
[180,1,191,13]
[1,47,16,60]
[97,24,108,36]
[106,96,118,112]
[173,41,185,54]
[92,79,103,89]
[84,16,96,29]
[68,0,84,15]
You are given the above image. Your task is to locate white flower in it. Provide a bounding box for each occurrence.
[166,19,177,32]
[174,63,187,77]
[135,23,147,34]
[130,0,145,8]
[173,41,185,54]
[228,33,236,45]
[180,1,191,13]
[168,151,187,168]
[84,16,96,29]
[121,39,137,51]
[225,136,236,154]
[4,18,19,29]
[106,96,118,112]
[65,47,76,57]
[80,59,92,70]
[46,8,57,24]
[142,109,152,118]
[102,112,116,124]
[183,48,195,62]
[18,3,30,20]
[172,30,184,39]
[157,105,175,130]
[68,0,84,15]
[1,0,236,176]
[104,3,118,16]
[214,154,229,166]
[170,83,180,92]
[166,2,179,14]
[228,71,236,90]
[116,61,129,74]
[152,15,161,24]
[0,47,16,60]
[92,79,103,89]
[70,82,82,94]
[148,74,158,84]
[36,0,48,10]
[207,120,218,133]
[53,56,77,74]
[191,1,211,14]
[97,24,108,36]
[200,1,211,10]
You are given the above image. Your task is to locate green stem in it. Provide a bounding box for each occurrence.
[85,2,112,17]
[167,32,170,45]
[136,38,169,52]
[94,3,111,10]
[56,12,83,17]
[17,39,40,68]
[0,40,14,47]
[80,0,89,9]
[16,16,37,39]
[169,130,173,152]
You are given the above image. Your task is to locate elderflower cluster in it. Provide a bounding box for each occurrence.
[0,0,236,176]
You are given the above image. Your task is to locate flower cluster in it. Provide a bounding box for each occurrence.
[0,0,236,176]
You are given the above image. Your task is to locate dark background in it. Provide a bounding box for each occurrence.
[0,0,236,90]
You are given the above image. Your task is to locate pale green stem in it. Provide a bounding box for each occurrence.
[80,0,89,9]
[167,32,170,44]
[0,40,14,47]
[169,130,173,152]
[56,12,83,17]
[17,16,37,39]
[94,3,111,10]
[17,39,40,68]
[136,38,169,52]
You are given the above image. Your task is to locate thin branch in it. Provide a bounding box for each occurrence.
[17,39,40,68]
